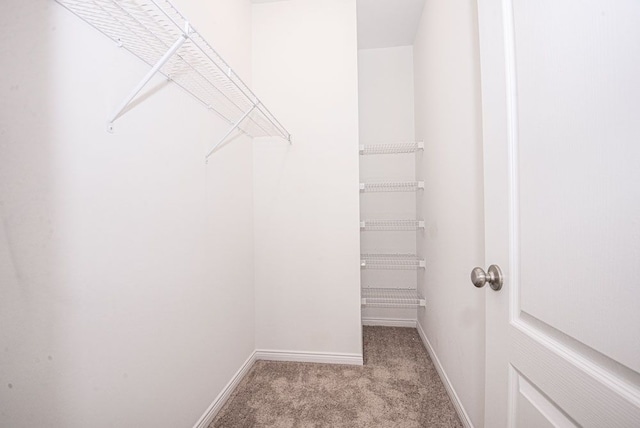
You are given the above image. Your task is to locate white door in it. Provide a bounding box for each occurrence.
[476,0,640,426]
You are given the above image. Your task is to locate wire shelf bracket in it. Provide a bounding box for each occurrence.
[107,21,192,133]
[205,102,259,159]
[56,0,292,159]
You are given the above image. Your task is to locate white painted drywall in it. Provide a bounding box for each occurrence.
[252,0,362,357]
[358,47,416,144]
[358,46,418,323]
[0,1,256,426]
[356,0,426,49]
[413,0,486,426]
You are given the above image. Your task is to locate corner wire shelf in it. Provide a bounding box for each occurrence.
[361,288,426,308]
[359,142,424,155]
[360,181,425,193]
[360,220,425,231]
[360,254,426,270]
[56,0,291,159]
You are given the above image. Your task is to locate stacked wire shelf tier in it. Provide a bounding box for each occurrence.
[56,0,290,157]
[359,181,424,193]
[361,288,426,308]
[359,142,424,155]
[360,254,426,270]
[360,220,425,231]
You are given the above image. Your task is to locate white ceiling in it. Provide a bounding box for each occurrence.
[251,0,426,50]
[356,0,426,50]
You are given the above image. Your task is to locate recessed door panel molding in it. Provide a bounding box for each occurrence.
[510,366,578,428]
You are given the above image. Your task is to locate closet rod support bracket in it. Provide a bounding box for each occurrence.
[205,103,259,160]
[106,23,193,133]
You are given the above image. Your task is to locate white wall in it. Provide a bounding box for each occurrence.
[358,47,416,145]
[358,46,418,323]
[413,0,486,426]
[252,0,362,357]
[0,1,255,426]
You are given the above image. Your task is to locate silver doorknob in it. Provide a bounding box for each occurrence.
[471,265,503,291]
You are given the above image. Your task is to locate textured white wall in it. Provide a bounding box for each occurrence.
[0,1,255,426]
[358,46,418,323]
[252,0,362,356]
[413,0,486,426]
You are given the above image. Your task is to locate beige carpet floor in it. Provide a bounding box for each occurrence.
[210,326,462,427]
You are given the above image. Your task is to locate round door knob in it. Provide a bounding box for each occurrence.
[470,265,503,291]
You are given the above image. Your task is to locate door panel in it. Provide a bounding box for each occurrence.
[513,0,640,373]
[477,0,640,425]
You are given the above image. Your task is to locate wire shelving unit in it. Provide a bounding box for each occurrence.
[361,288,426,308]
[360,220,425,231]
[359,139,425,321]
[359,142,424,155]
[360,181,424,193]
[360,254,426,270]
[55,0,291,159]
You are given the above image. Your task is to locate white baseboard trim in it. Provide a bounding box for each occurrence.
[192,350,257,428]
[256,349,364,366]
[362,317,417,328]
[416,322,474,428]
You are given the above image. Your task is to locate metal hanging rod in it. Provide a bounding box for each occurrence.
[56,0,292,158]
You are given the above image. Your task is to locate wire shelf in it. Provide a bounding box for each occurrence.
[360,181,424,193]
[360,220,425,231]
[361,288,426,308]
[359,142,424,155]
[360,254,426,270]
[56,0,290,147]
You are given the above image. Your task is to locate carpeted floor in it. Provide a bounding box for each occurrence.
[210,326,462,427]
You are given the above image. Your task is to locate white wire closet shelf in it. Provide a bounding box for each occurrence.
[361,288,426,308]
[360,181,424,193]
[56,0,291,158]
[360,254,426,270]
[359,142,424,155]
[360,220,425,231]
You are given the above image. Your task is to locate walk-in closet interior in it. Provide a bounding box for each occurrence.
[0,0,484,425]
[7,0,638,426]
